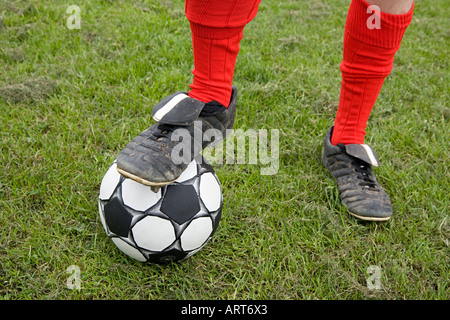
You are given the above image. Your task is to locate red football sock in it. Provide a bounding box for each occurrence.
[188,24,243,107]
[331,0,414,145]
[185,0,261,107]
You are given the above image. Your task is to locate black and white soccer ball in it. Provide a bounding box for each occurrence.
[98,156,223,264]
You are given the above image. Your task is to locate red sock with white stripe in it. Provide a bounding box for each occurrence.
[331,0,414,145]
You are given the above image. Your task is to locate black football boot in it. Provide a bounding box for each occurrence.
[116,87,237,188]
[321,126,393,221]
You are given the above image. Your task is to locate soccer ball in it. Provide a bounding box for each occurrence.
[98,155,223,264]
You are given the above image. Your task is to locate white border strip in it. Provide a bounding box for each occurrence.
[153,94,189,122]
[361,144,378,166]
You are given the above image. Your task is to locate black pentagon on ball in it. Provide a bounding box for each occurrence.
[104,197,133,237]
[160,184,200,225]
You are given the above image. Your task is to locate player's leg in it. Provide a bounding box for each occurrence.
[186,0,260,107]
[322,0,414,221]
[332,0,414,146]
[116,0,260,187]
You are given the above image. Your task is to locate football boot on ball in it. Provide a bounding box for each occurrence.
[117,87,237,188]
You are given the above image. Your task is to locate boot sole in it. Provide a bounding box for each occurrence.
[348,211,391,221]
[116,167,176,188]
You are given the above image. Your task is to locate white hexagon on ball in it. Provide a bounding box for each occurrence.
[199,172,222,212]
[180,217,213,251]
[132,216,176,251]
[121,179,161,212]
[98,201,108,234]
[175,159,198,183]
[99,162,121,201]
[111,237,147,262]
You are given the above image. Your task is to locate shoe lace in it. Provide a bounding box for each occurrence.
[352,160,380,191]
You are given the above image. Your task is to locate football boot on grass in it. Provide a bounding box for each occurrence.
[117,87,237,188]
[321,126,393,221]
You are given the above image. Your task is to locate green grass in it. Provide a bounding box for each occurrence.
[0,0,449,300]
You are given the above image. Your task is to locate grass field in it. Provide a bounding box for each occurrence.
[0,0,449,300]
